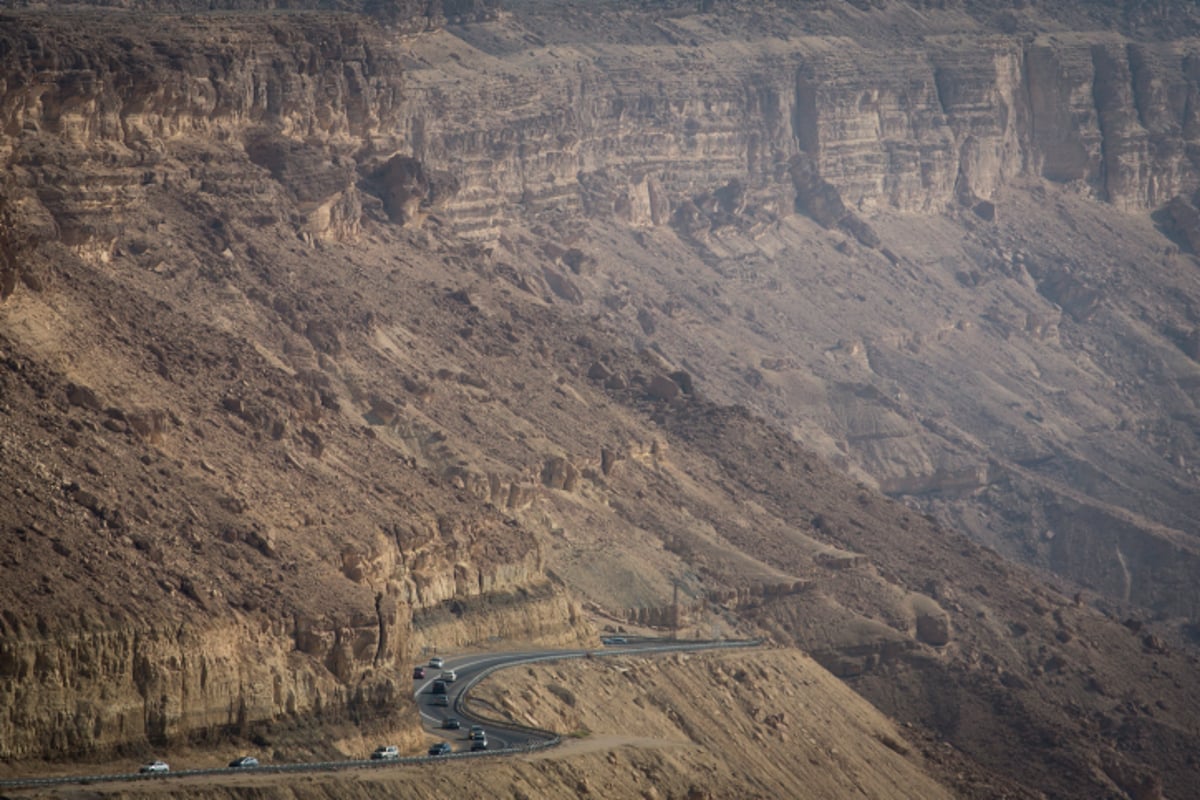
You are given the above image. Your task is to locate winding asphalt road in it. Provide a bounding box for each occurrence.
[0,638,759,790]
[412,640,696,752]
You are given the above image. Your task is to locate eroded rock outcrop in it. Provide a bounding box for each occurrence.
[0,612,410,759]
[404,32,1200,237]
[0,16,404,256]
[4,12,1199,262]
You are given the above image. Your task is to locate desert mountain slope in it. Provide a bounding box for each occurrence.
[2,1,1200,798]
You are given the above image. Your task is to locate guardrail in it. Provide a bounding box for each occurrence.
[0,638,762,789]
[449,637,764,751]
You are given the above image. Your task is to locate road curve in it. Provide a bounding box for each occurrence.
[0,638,761,790]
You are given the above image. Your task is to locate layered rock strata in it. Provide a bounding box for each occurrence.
[2,0,1200,775]
[400,29,1200,236]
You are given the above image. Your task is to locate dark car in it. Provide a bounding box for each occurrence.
[469,725,486,741]
[442,717,461,730]
[431,679,448,695]
[428,742,452,756]
[228,756,259,768]
[471,738,489,751]
[413,666,426,679]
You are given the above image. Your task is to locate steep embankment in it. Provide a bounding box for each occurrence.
[470,648,969,800]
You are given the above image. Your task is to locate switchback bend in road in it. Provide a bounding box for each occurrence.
[0,638,762,790]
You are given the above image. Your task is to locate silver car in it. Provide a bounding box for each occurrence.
[371,745,399,760]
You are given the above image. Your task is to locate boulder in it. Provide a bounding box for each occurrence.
[542,267,583,304]
[66,383,103,411]
[587,362,612,381]
[1163,195,1200,253]
[541,457,580,491]
[647,374,680,402]
[127,408,168,443]
[915,610,951,646]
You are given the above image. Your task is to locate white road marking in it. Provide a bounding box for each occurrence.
[412,653,538,697]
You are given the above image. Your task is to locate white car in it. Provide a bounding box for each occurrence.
[370,745,399,760]
[138,760,170,774]
[429,656,444,669]
[440,669,457,683]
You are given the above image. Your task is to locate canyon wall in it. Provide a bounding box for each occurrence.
[399,30,1200,238]
[0,615,412,759]
[0,0,501,28]
[6,15,1200,253]
[3,2,1200,762]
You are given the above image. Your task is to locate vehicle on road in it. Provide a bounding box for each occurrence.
[440,669,457,682]
[370,745,399,760]
[601,636,627,645]
[428,742,452,756]
[432,694,450,707]
[413,666,426,679]
[138,761,170,774]
[471,738,489,751]
[431,679,448,694]
[442,717,461,730]
[429,656,444,669]
[228,756,259,768]
[469,725,486,741]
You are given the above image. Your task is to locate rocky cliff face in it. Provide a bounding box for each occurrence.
[0,14,403,254]
[0,12,588,756]
[3,1,1200,795]
[7,10,1200,244]
[382,9,1200,614]
[0,0,500,28]
[408,29,1200,233]
[1,615,412,759]
[0,334,580,757]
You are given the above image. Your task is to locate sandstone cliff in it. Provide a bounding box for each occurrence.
[380,7,1200,616]
[386,15,1200,236]
[2,1,1200,797]
[0,0,500,27]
